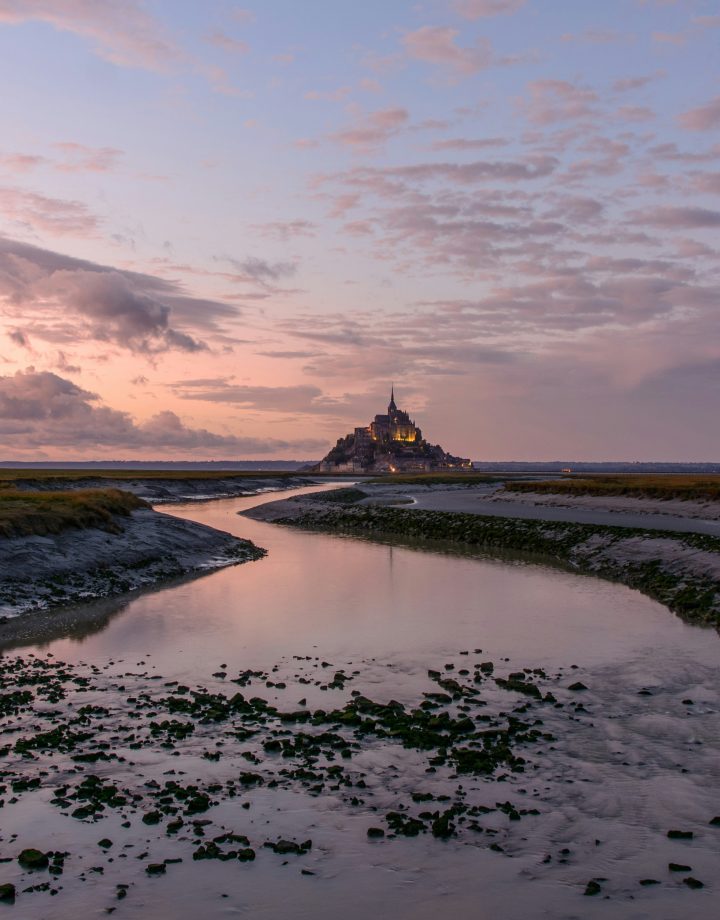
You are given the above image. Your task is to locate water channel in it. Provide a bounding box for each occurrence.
[4,485,719,919]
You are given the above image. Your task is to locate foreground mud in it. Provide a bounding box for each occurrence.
[0,650,718,918]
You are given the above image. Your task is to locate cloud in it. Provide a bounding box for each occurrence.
[0,0,181,72]
[327,156,558,189]
[207,30,249,54]
[560,29,628,45]
[631,206,720,229]
[0,153,46,173]
[231,8,255,24]
[519,80,598,125]
[453,0,526,18]
[652,30,686,46]
[0,236,239,353]
[256,350,320,359]
[616,105,655,122]
[52,142,123,172]
[329,107,409,150]
[0,369,326,455]
[7,328,29,347]
[402,26,494,75]
[0,186,99,236]
[225,256,297,283]
[304,86,352,102]
[612,72,664,92]
[174,380,325,413]
[251,220,316,241]
[429,137,507,151]
[678,95,720,131]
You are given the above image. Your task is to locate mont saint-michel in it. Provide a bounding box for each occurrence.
[314,388,471,473]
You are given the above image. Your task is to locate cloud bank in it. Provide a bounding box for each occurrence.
[0,369,326,456]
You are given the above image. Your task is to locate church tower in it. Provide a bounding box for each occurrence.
[388,385,397,414]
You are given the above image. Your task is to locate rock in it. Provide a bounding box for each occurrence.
[639,879,659,886]
[667,830,693,840]
[568,682,588,692]
[669,863,692,872]
[98,839,113,849]
[367,827,385,838]
[583,880,602,896]
[142,811,162,825]
[709,816,720,826]
[0,883,15,903]
[145,863,166,875]
[265,839,312,856]
[18,849,49,870]
[683,877,704,889]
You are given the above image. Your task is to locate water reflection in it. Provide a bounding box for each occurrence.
[2,484,710,681]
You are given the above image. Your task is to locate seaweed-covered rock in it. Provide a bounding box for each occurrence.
[18,849,49,870]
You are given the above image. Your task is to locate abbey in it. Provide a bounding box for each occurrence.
[314,388,471,473]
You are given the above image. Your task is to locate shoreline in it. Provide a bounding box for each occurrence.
[0,506,265,642]
[243,493,720,628]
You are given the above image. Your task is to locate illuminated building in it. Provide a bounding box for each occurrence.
[314,387,471,473]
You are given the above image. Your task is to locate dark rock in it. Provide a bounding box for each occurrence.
[683,877,704,889]
[0,884,15,903]
[667,830,693,840]
[18,849,49,870]
[145,863,166,875]
[142,811,162,825]
[367,827,385,838]
[668,863,692,872]
[583,880,602,896]
[568,682,588,692]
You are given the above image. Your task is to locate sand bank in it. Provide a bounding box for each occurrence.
[0,506,265,631]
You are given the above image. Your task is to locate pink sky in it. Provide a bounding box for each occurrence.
[0,0,718,461]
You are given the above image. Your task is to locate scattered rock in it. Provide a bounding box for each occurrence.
[18,849,49,870]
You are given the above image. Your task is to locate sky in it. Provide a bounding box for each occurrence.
[0,0,718,461]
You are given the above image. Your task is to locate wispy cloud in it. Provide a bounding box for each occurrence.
[0,0,181,72]
[402,26,494,76]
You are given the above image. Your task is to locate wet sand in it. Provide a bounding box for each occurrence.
[361,483,720,537]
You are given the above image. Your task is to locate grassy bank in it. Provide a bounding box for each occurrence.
[0,489,147,539]
[269,504,720,627]
[505,474,720,502]
[0,469,313,489]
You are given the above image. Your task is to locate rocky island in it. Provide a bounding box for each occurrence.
[313,388,471,473]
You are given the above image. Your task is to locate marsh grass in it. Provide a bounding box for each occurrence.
[505,475,720,502]
[0,469,307,488]
[0,489,147,539]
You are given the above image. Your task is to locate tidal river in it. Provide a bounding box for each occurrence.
[4,484,720,919]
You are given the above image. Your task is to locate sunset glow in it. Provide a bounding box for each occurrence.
[0,0,718,460]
